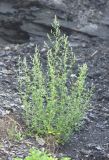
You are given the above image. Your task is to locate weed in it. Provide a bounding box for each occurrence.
[14,148,71,160]
[18,16,92,143]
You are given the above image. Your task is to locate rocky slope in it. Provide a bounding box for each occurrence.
[0,0,109,160]
[0,0,109,44]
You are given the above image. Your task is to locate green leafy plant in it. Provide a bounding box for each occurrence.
[14,149,71,160]
[18,16,92,143]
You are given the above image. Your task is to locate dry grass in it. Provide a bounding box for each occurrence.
[0,114,23,141]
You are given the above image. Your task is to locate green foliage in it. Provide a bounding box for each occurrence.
[18,16,92,143]
[14,149,70,160]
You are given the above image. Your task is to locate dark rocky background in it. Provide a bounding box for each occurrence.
[0,0,109,159]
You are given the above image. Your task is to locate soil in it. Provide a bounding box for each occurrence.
[0,0,109,160]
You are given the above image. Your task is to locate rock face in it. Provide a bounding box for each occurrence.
[0,0,68,44]
[0,0,109,44]
[1,0,109,160]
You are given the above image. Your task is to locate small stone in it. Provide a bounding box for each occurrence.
[0,108,6,117]
[5,110,10,115]
[29,43,35,47]
[106,154,109,158]
[96,145,102,151]
[5,46,10,51]
[41,48,47,53]
[80,149,91,156]
[70,74,77,78]
[14,45,19,51]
